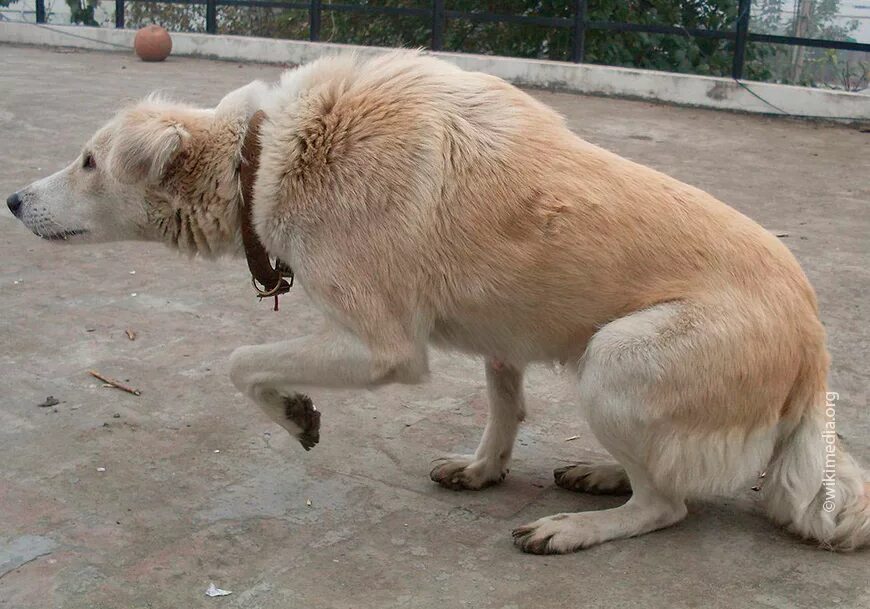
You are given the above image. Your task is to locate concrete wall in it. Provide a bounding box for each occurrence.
[2,21,868,120]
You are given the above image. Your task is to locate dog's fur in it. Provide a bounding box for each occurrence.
[10,51,869,553]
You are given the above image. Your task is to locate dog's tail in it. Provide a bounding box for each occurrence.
[762,360,870,551]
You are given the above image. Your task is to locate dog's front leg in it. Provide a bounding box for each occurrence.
[229,328,426,449]
[430,359,525,489]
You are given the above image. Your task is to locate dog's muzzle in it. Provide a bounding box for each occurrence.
[7,192,23,217]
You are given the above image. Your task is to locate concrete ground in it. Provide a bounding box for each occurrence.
[0,44,868,609]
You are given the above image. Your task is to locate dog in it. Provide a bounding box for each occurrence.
[7,51,868,554]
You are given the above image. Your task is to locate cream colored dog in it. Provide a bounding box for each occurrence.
[8,51,868,554]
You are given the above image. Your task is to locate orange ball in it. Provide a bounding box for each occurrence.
[134,25,172,62]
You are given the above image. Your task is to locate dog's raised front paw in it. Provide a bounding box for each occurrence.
[429,456,507,490]
[283,393,320,451]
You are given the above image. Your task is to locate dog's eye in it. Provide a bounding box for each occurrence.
[82,153,96,170]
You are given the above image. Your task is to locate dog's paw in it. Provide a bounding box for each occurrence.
[554,462,631,495]
[283,393,320,451]
[429,456,507,490]
[512,514,591,554]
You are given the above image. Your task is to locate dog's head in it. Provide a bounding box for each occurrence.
[7,81,270,253]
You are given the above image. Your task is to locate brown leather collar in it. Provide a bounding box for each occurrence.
[239,110,292,310]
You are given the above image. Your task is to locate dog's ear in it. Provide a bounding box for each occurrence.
[108,108,189,184]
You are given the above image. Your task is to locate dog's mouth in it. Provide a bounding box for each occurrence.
[37,228,89,241]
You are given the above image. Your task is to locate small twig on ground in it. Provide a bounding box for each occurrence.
[564,435,581,442]
[0,551,53,581]
[88,370,141,396]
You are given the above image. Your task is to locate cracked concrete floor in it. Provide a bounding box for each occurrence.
[0,44,868,609]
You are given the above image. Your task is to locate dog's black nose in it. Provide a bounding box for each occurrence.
[7,192,22,217]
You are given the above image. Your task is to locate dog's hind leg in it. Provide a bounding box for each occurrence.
[554,462,631,495]
[514,461,686,554]
[514,300,794,553]
[430,359,525,490]
[515,303,702,553]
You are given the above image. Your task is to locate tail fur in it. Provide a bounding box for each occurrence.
[763,376,870,551]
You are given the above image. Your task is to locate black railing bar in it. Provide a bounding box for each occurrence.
[206,0,216,33]
[732,0,750,78]
[217,0,308,7]
[431,0,444,51]
[586,21,734,40]
[309,0,320,40]
[748,33,870,52]
[120,0,204,6]
[443,10,571,28]
[323,3,429,18]
[570,0,586,62]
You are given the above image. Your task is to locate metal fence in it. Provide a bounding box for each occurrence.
[32,0,870,80]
